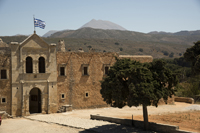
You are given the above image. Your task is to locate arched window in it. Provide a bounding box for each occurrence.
[39,57,45,73]
[26,57,33,73]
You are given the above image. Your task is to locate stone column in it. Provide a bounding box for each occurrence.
[21,81,24,116]
[41,93,48,114]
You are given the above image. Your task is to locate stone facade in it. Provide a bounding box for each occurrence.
[0,34,154,117]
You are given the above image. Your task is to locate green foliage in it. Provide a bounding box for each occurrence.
[139,48,143,52]
[154,57,191,82]
[184,41,200,75]
[176,76,200,98]
[115,42,119,45]
[162,51,169,56]
[87,45,92,49]
[100,58,178,108]
[169,52,174,57]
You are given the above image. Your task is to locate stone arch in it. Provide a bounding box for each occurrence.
[26,56,33,73]
[29,88,41,114]
[38,57,45,73]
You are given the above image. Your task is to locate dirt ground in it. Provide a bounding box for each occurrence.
[123,111,200,132]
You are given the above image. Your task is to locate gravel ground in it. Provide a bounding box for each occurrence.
[61,102,195,119]
[25,114,155,133]
[1,102,197,133]
[184,105,200,111]
[0,118,88,133]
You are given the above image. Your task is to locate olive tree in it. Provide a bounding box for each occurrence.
[100,58,178,130]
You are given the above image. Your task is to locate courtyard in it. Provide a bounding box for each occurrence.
[0,102,199,133]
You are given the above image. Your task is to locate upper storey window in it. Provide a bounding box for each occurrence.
[26,57,33,73]
[39,57,45,73]
[1,69,7,79]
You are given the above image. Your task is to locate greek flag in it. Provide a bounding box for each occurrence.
[34,18,46,29]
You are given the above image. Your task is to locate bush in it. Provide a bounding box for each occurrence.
[115,42,119,45]
[162,51,169,56]
[139,48,143,52]
[119,47,123,51]
[169,52,174,57]
[176,75,200,98]
[87,45,92,49]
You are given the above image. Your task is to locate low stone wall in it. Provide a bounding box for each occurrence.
[90,115,194,133]
[0,111,12,119]
[174,97,194,104]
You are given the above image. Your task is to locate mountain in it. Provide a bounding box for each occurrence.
[148,31,172,35]
[173,30,200,36]
[79,19,127,31]
[49,27,200,46]
[43,30,58,37]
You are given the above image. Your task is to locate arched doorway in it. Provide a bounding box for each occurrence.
[29,88,41,114]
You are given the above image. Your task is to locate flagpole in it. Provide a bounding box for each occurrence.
[33,15,36,34]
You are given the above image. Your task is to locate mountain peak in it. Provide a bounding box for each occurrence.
[80,19,127,31]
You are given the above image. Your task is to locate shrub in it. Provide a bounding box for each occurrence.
[115,42,119,45]
[139,48,143,52]
[169,52,174,57]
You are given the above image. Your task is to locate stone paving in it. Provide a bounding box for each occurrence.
[25,113,156,133]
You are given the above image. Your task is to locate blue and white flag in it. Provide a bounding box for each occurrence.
[34,18,46,29]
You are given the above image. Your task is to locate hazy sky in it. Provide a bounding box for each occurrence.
[0,0,200,36]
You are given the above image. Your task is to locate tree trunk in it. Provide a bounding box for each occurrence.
[142,104,149,130]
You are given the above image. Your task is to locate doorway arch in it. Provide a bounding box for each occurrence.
[29,88,41,114]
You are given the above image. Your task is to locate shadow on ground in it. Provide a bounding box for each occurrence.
[79,124,157,133]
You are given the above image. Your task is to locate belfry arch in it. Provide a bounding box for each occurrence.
[39,57,45,73]
[26,56,33,73]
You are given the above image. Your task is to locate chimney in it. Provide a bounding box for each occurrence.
[57,40,65,52]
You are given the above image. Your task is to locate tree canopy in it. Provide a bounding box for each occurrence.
[100,58,178,130]
[184,41,200,75]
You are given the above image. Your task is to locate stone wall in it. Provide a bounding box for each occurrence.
[57,52,155,110]
[174,97,194,104]
[0,53,11,115]
[57,52,117,109]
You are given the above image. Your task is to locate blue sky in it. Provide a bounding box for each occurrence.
[0,0,200,36]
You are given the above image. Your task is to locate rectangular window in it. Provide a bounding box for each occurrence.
[105,66,109,75]
[84,67,88,75]
[1,98,6,103]
[1,69,7,79]
[60,67,65,76]
[61,93,65,99]
[85,92,89,98]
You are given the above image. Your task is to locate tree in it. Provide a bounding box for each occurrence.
[169,52,174,58]
[162,51,169,56]
[139,48,143,52]
[115,42,120,45]
[184,41,200,75]
[100,58,178,130]
[119,47,123,51]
